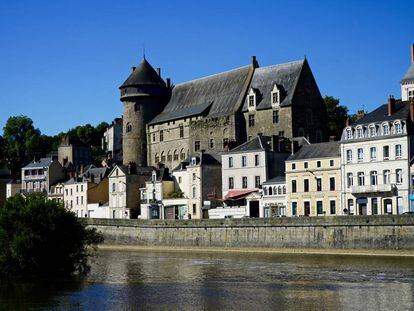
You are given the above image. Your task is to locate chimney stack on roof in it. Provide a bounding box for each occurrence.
[388,95,396,116]
[156,67,161,77]
[411,44,414,64]
[166,78,171,89]
[131,66,136,73]
[251,55,258,68]
[357,110,365,120]
[410,98,414,122]
[270,135,280,152]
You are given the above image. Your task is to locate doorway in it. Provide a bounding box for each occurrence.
[304,201,310,216]
[384,199,393,214]
[249,201,260,218]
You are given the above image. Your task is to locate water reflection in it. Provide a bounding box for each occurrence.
[2,250,414,310]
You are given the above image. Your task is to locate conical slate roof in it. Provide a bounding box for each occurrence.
[120,58,166,89]
[402,63,414,82]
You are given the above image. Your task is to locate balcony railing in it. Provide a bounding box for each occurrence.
[350,184,395,194]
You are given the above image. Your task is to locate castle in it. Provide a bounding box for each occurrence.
[119,55,328,170]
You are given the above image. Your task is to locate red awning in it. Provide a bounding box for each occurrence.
[222,189,257,201]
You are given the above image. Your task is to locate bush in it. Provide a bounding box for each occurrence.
[0,194,103,277]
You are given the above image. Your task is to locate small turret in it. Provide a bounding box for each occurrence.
[119,58,169,166]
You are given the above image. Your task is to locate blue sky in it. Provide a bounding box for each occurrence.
[0,0,413,135]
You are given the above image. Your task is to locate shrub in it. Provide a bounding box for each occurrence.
[0,194,103,277]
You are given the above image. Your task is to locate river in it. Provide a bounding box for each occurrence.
[1,249,414,310]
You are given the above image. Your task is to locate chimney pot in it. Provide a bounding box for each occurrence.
[411,44,414,64]
[251,55,257,67]
[156,67,161,77]
[388,95,396,116]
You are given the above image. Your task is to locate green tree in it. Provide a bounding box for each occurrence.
[3,116,42,174]
[0,194,103,277]
[324,96,349,140]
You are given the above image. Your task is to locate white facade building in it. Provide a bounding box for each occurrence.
[261,176,287,217]
[221,134,289,217]
[102,118,123,163]
[340,97,414,215]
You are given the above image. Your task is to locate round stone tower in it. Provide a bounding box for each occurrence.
[119,58,168,166]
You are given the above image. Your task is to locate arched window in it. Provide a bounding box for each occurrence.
[394,121,402,134]
[345,128,352,139]
[283,186,286,194]
[126,123,132,133]
[173,150,179,161]
[273,186,277,195]
[161,151,165,163]
[356,126,363,138]
[167,150,172,162]
[263,187,268,195]
[382,123,390,135]
[369,125,376,137]
[155,153,159,163]
[278,186,282,195]
[268,187,272,195]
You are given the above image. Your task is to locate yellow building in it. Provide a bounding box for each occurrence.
[286,141,341,216]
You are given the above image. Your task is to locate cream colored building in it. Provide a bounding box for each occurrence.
[286,141,341,216]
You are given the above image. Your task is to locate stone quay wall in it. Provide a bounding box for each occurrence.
[86,215,414,250]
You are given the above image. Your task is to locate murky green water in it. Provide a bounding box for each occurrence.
[1,250,414,310]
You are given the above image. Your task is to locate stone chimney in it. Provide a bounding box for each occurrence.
[251,55,258,68]
[166,78,171,89]
[357,110,365,120]
[131,66,136,73]
[290,140,299,156]
[156,67,161,77]
[410,98,414,122]
[388,95,396,116]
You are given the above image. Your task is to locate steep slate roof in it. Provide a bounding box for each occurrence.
[242,60,305,111]
[120,58,166,88]
[172,152,221,172]
[23,158,54,169]
[263,176,286,185]
[82,167,110,184]
[111,165,155,176]
[227,135,271,153]
[352,100,411,126]
[149,65,253,124]
[402,63,414,82]
[287,141,340,161]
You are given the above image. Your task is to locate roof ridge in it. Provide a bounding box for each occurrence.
[256,59,304,71]
[174,64,252,86]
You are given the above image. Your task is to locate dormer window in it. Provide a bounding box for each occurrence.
[271,84,280,108]
[394,121,402,134]
[345,128,352,140]
[248,95,255,107]
[152,171,157,182]
[356,127,363,138]
[369,125,376,137]
[382,123,390,135]
[191,157,197,166]
[247,88,256,110]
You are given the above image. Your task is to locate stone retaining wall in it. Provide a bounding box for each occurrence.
[86,215,414,250]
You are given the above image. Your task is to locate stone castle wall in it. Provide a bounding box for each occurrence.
[87,215,414,250]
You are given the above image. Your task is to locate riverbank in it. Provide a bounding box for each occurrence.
[98,244,414,257]
[87,215,414,250]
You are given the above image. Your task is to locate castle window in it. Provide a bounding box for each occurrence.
[271,84,280,107]
[173,150,179,161]
[160,130,164,142]
[126,123,132,133]
[194,141,200,152]
[180,149,186,160]
[155,153,159,163]
[273,110,279,124]
[248,95,255,107]
[167,151,172,162]
[223,138,229,148]
[161,152,166,163]
[134,103,140,112]
[179,125,184,138]
[152,133,156,142]
[248,115,255,127]
[278,131,284,137]
[209,138,214,149]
